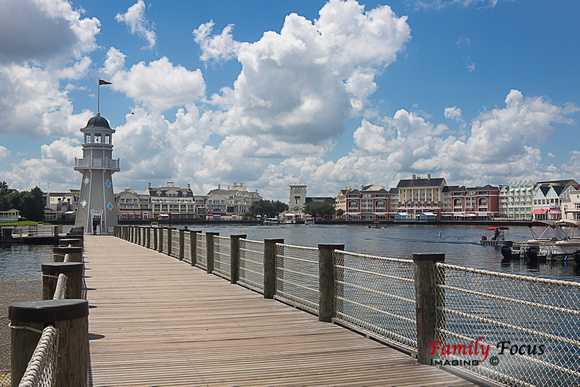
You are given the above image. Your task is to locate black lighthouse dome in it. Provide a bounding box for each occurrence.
[84,113,111,129]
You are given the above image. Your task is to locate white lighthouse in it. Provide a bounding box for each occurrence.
[74,113,120,234]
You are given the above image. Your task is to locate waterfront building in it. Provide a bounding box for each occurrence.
[289,183,307,213]
[342,185,389,220]
[206,183,261,219]
[0,209,19,223]
[146,182,198,220]
[44,190,79,221]
[441,185,500,219]
[116,187,152,220]
[502,181,534,220]
[396,175,447,220]
[498,185,509,218]
[532,179,578,221]
[561,190,580,221]
[74,113,119,234]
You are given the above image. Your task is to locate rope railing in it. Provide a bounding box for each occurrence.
[15,325,59,387]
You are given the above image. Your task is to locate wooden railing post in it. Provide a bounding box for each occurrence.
[413,253,445,364]
[42,262,84,300]
[230,234,246,284]
[158,227,164,253]
[205,232,219,274]
[146,226,151,249]
[190,230,200,266]
[318,244,344,322]
[179,229,185,260]
[10,299,89,387]
[153,227,158,250]
[167,227,172,256]
[264,239,284,299]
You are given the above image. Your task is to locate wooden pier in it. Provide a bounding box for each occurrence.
[85,235,477,386]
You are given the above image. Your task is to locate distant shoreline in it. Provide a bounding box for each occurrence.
[28,219,538,227]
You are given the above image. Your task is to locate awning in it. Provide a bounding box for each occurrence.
[533,209,548,214]
[548,210,561,214]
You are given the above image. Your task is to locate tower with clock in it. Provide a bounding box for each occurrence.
[74,113,119,234]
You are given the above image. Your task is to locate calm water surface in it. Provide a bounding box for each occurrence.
[184,223,580,282]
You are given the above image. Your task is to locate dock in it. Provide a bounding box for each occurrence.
[85,235,476,386]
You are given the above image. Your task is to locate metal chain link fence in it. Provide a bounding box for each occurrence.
[333,251,417,352]
[196,233,207,270]
[275,244,319,314]
[435,263,580,387]
[213,236,231,280]
[238,239,264,291]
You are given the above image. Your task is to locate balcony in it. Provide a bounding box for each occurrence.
[75,157,120,171]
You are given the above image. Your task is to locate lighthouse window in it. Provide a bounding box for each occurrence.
[105,134,111,144]
[94,134,102,143]
[85,134,91,143]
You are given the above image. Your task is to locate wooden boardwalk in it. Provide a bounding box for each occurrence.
[85,235,478,386]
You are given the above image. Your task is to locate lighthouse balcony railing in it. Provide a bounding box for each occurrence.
[74,157,120,171]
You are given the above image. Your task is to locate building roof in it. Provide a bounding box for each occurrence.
[82,113,113,131]
[397,177,446,188]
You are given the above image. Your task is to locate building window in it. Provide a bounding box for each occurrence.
[105,134,111,144]
[94,134,102,143]
[85,134,91,143]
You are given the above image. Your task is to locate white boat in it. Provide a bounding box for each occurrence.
[479,226,512,246]
[263,218,280,225]
[303,217,315,225]
[509,220,580,261]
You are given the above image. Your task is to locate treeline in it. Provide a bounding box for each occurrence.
[0,181,45,221]
[248,200,289,218]
[247,199,337,219]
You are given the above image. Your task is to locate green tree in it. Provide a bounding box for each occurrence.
[19,187,45,221]
[249,200,289,218]
[304,201,335,219]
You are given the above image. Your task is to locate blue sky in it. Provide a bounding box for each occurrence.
[0,0,578,201]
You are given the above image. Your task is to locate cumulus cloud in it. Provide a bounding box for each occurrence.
[0,146,9,161]
[115,0,156,49]
[0,0,99,138]
[0,0,100,64]
[207,0,410,148]
[103,49,206,111]
[193,21,241,63]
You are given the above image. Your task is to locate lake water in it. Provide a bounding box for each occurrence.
[180,223,580,282]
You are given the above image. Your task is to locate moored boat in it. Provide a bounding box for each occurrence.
[479,226,512,246]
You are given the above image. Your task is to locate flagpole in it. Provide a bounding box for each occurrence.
[97,78,101,116]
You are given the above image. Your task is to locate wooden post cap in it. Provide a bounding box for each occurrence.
[53,247,83,254]
[412,253,445,262]
[41,262,84,275]
[9,300,89,323]
[318,244,345,250]
[59,238,81,244]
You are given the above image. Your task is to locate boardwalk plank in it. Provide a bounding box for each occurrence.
[85,235,478,386]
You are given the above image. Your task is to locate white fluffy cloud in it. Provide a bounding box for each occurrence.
[115,0,156,49]
[0,0,98,138]
[206,0,410,147]
[104,49,206,112]
[193,21,241,63]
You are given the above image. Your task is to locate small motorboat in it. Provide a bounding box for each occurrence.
[479,226,512,246]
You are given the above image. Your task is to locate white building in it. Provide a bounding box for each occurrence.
[146,182,197,219]
[562,190,580,221]
[206,183,261,218]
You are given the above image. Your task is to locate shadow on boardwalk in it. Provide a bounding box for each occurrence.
[85,235,478,386]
